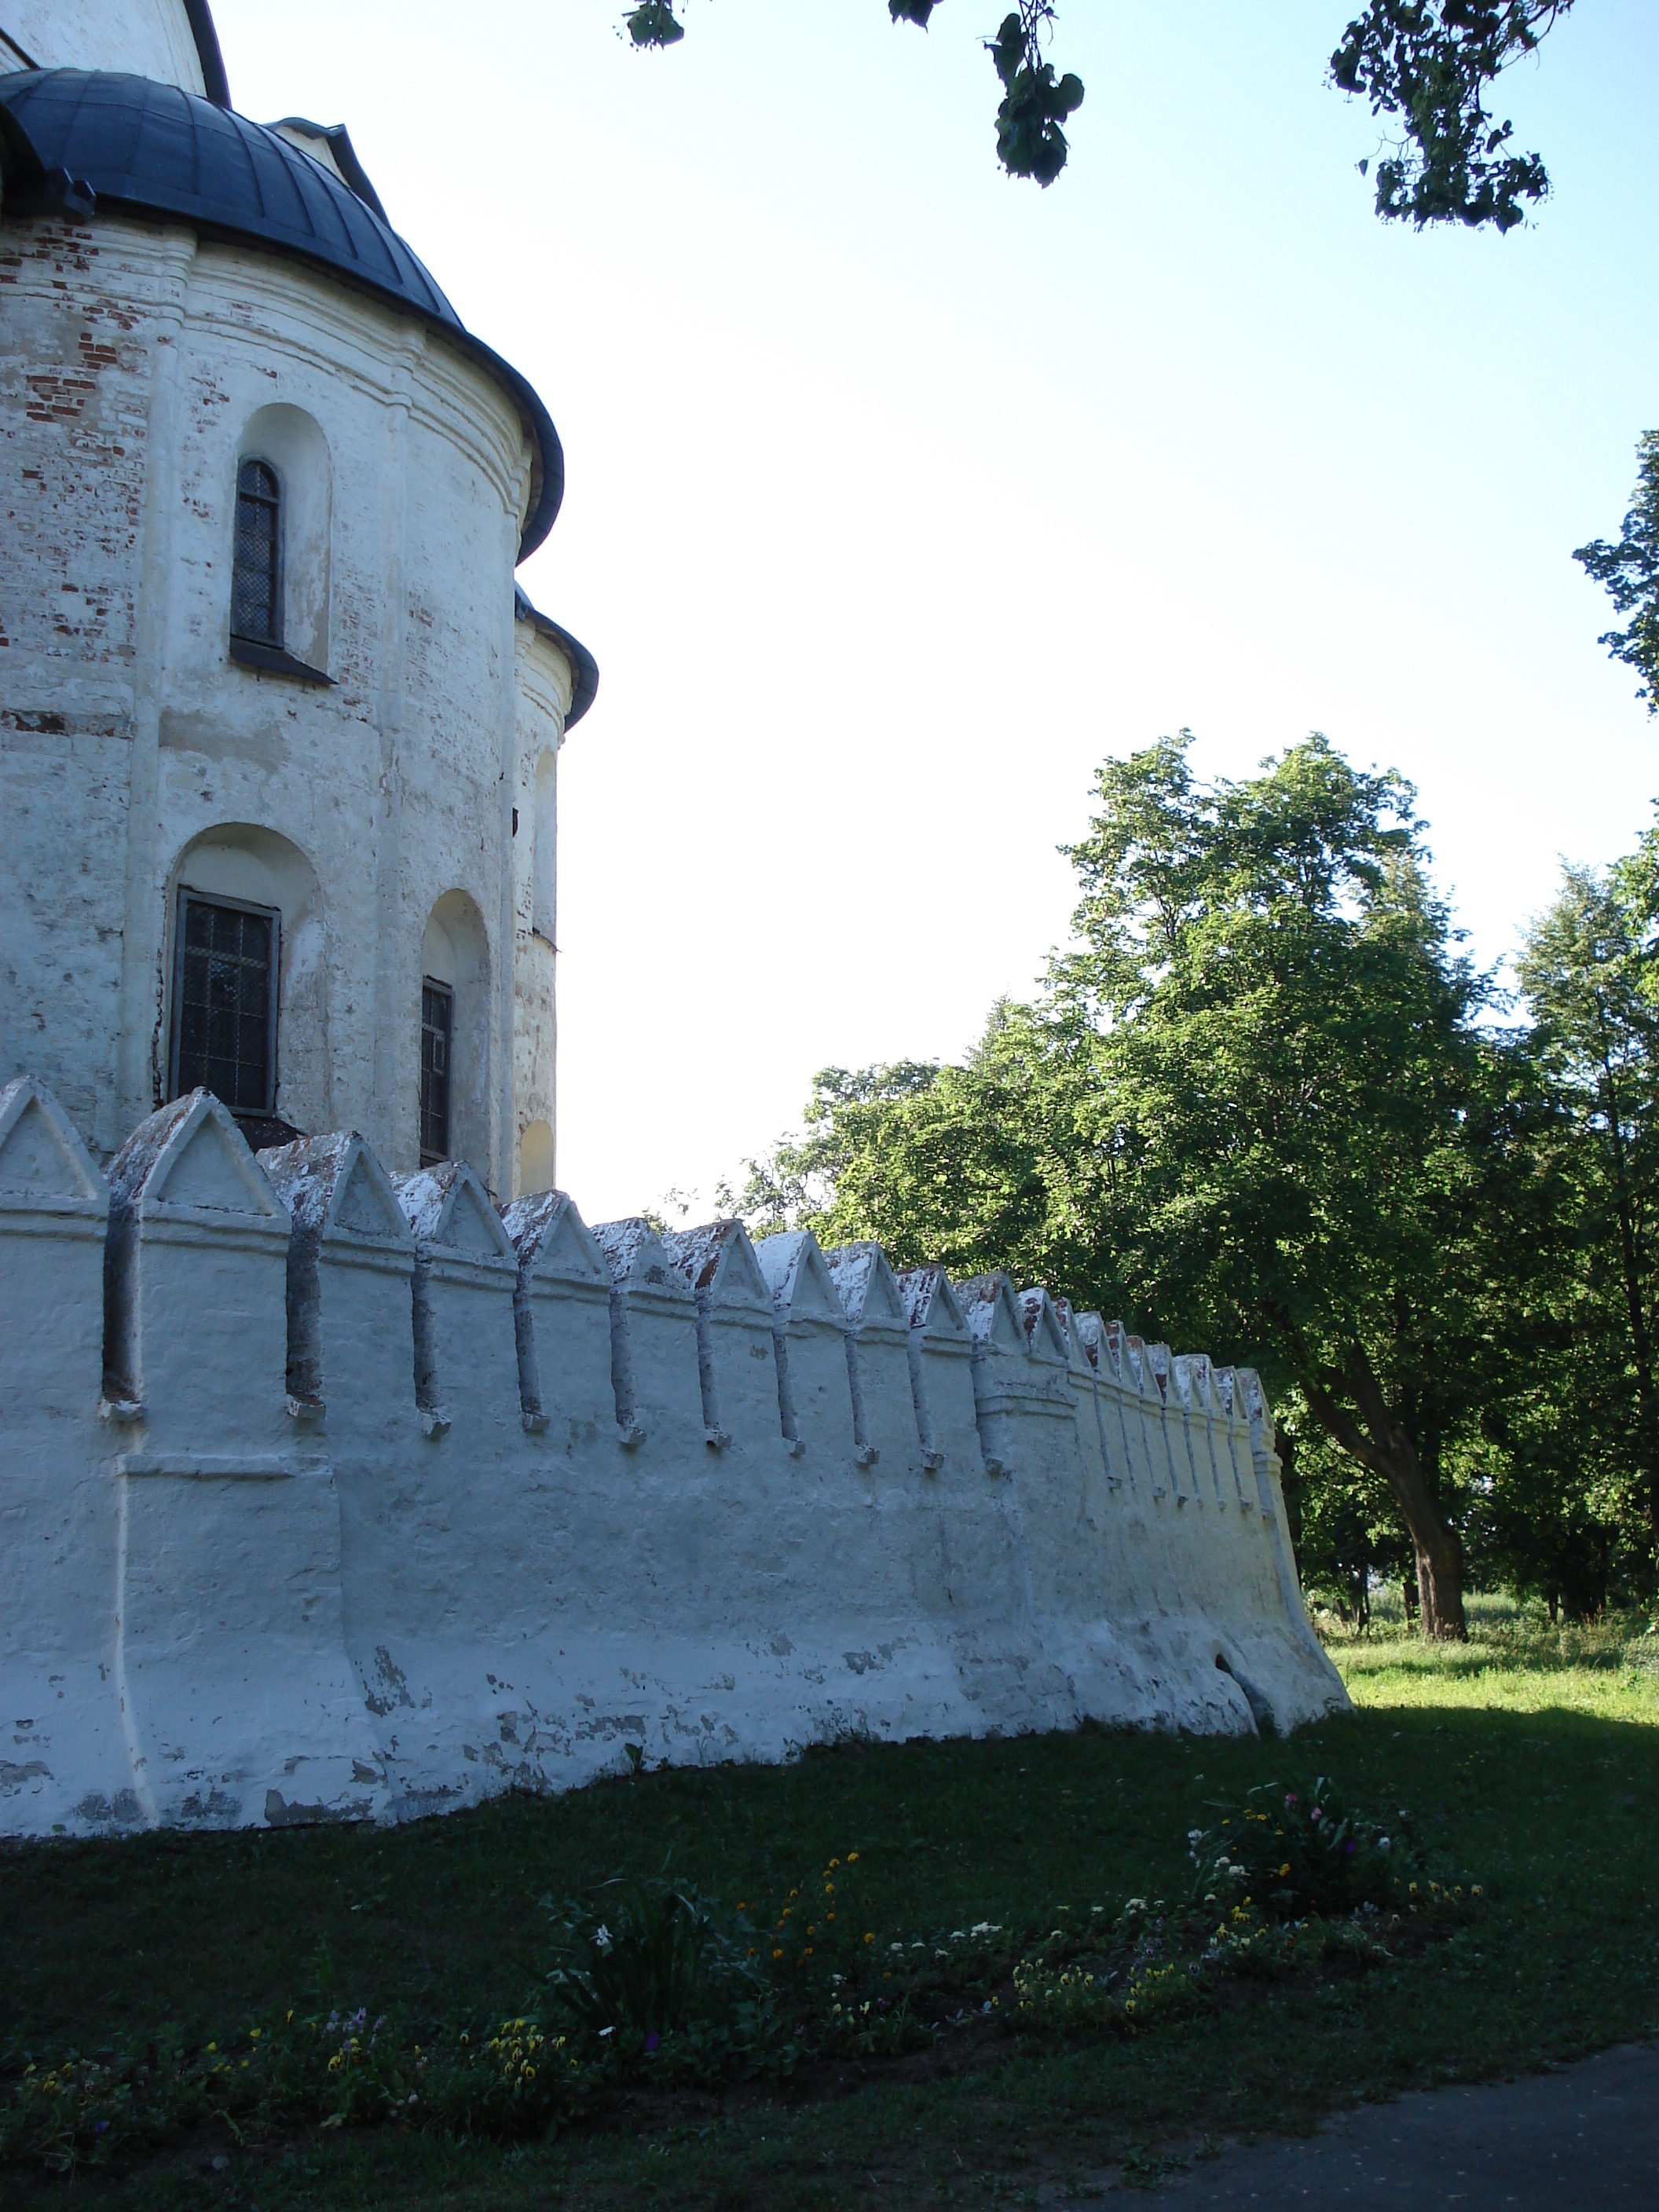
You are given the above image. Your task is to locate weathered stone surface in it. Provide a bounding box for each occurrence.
[0,1083,1349,1839]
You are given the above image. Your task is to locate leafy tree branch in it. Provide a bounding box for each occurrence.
[624,2,1578,223]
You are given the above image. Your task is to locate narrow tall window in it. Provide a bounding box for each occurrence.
[420,980,453,1166]
[170,890,280,1115]
[231,457,282,644]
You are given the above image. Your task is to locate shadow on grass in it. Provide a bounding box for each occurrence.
[4,1686,1658,2209]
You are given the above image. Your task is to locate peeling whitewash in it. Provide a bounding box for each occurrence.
[0,1077,1349,1840]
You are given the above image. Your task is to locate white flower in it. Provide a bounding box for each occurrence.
[593,1924,613,1953]
[1378,1836,1390,1851]
[969,1921,1001,1937]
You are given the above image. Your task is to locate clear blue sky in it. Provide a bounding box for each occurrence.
[215,0,1659,1222]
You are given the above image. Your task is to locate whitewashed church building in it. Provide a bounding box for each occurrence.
[1,0,594,1198]
[0,2,1346,1842]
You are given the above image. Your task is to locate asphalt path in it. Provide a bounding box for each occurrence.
[1085,2042,1659,2206]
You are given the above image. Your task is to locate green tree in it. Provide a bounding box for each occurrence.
[741,734,1495,1637]
[1514,862,1659,1544]
[1061,734,1485,1638]
[1574,431,1659,716]
[732,1006,1122,1299]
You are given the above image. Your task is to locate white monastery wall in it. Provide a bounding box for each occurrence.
[0,1077,1350,1840]
[0,213,571,1195]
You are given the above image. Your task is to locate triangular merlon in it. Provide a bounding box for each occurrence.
[504,1188,610,1287]
[956,1272,1027,1356]
[591,1216,694,1300]
[661,1220,771,1313]
[115,1091,284,1223]
[897,1264,970,1345]
[262,1132,412,1249]
[823,1242,908,1331]
[754,1229,842,1324]
[1017,1286,1071,1364]
[0,1075,107,1206]
[392,1162,517,1262]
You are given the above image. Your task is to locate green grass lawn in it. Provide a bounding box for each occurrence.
[5,1607,1658,2209]
[1322,1589,1659,1723]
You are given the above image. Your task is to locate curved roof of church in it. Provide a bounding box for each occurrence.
[515,586,599,731]
[0,69,563,560]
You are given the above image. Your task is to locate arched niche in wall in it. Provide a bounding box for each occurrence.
[420,891,492,1179]
[519,1118,554,1196]
[532,746,557,944]
[162,824,328,1136]
[235,404,332,674]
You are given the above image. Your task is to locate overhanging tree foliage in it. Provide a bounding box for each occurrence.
[1331,2,1574,230]
[1574,431,1659,716]
[622,1,1577,218]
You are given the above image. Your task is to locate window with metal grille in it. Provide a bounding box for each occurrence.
[169,890,280,1116]
[231,457,282,644]
[420,981,454,1166]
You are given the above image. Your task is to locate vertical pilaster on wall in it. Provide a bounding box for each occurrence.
[495,499,523,1205]
[824,1243,923,1476]
[104,1091,383,1828]
[591,1217,705,1451]
[661,1220,778,1451]
[956,1273,1029,1478]
[391,1159,521,1441]
[372,335,419,1174]
[0,1079,134,1835]
[896,1265,977,1475]
[502,1188,614,1438]
[755,1232,861,1463]
[116,229,198,1135]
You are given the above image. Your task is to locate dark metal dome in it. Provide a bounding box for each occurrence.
[0,69,563,558]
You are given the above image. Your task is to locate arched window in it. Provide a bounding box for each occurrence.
[232,457,282,646]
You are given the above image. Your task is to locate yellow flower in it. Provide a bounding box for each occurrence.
[206,2043,217,2054]
[1279,1862,1290,1877]
[772,1946,783,1960]
[249,2028,262,2042]
[864,1932,875,1945]
[848,1851,859,1862]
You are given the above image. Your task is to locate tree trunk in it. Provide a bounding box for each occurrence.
[1302,1347,1468,1641]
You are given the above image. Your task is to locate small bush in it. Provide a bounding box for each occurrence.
[1188,1774,1423,1920]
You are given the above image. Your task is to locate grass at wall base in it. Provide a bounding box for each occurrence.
[4,1603,1657,2209]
